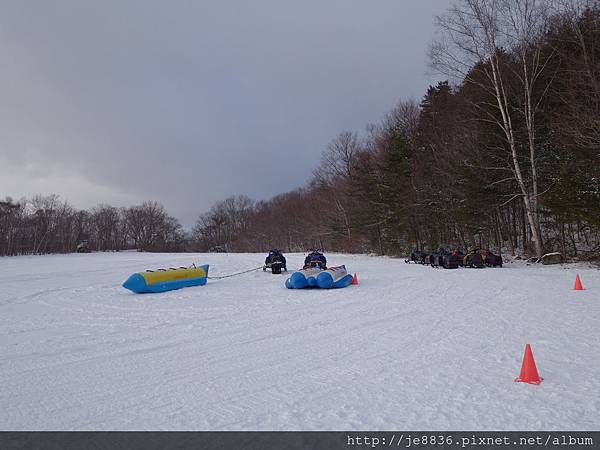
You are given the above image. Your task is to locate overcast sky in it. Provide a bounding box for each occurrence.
[0,0,452,228]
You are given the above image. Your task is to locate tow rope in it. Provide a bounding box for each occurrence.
[207,265,267,280]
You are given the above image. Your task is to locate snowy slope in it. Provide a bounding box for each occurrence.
[0,252,599,430]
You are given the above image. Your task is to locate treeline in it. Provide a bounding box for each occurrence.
[194,0,600,259]
[0,195,185,256]
[3,1,599,259]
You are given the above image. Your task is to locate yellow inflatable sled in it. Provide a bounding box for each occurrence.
[122,264,209,293]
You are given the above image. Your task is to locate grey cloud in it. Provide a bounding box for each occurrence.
[0,0,452,228]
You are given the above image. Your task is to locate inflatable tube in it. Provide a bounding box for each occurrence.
[316,265,353,289]
[285,265,352,289]
[123,264,209,294]
[286,267,322,289]
[306,272,319,287]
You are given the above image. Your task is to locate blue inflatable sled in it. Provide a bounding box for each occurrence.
[285,265,353,289]
[123,264,209,294]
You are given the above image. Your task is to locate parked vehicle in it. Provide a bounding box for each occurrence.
[76,240,91,253]
[264,250,287,274]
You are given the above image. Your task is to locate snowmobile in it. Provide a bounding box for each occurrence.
[263,250,287,274]
[303,249,327,269]
[405,249,425,264]
[454,250,465,267]
[440,249,463,269]
[427,248,458,269]
[422,246,463,269]
[430,249,446,268]
[482,249,503,268]
[443,253,461,269]
[464,249,485,268]
[419,252,431,265]
[76,240,91,253]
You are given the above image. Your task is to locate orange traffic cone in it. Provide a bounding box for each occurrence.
[573,274,585,291]
[514,344,543,385]
[352,273,358,285]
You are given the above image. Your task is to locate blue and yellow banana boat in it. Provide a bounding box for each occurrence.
[122,264,209,294]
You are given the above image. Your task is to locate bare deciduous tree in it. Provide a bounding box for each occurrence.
[432,0,553,257]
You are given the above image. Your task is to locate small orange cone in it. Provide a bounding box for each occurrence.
[573,274,585,290]
[514,344,543,385]
[352,273,358,285]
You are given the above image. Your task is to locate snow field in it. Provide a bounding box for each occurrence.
[0,252,598,430]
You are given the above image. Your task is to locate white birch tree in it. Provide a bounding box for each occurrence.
[431,0,554,257]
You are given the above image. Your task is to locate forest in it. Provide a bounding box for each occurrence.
[1,0,598,259]
[191,1,600,260]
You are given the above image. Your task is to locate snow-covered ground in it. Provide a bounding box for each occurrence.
[1,252,599,430]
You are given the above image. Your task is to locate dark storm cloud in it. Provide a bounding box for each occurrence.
[0,0,451,227]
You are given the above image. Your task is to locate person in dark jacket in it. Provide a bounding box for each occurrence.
[303,249,327,269]
[264,250,287,273]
